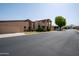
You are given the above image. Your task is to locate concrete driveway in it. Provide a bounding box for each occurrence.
[0,30,79,56]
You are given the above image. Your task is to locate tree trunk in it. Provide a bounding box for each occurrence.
[59,27,61,31]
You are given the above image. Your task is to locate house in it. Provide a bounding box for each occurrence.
[34,19,52,31]
[53,26,59,30]
[74,26,79,30]
[0,19,30,34]
[0,19,52,34]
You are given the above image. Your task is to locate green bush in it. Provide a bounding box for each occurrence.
[47,28,51,31]
[36,25,44,32]
[47,27,51,31]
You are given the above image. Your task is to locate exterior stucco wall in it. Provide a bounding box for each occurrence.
[0,19,52,34]
[34,20,52,30]
[0,21,29,34]
[34,21,39,30]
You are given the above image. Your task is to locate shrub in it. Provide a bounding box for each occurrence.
[36,25,44,32]
[47,28,51,31]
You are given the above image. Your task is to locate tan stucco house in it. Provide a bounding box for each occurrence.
[0,19,52,34]
[34,19,52,31]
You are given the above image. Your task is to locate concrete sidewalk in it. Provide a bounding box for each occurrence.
[0,33,26,38]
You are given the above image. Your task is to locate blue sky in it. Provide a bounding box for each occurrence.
[0,3,79,25]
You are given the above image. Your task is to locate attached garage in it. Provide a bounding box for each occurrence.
[0,20,29,34]
[0,26,21,34]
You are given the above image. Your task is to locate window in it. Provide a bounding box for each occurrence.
[42,26,45,29]
[47,26,48,29]
[24,26,26,29]
[24,26,26,31]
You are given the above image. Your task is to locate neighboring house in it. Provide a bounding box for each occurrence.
[62,25,76,30]
[34,19,52,31]
[53,26,59,30]
[74,26,79,30]
[0,19,52,34]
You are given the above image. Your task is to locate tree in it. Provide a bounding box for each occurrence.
[55,16,66,31]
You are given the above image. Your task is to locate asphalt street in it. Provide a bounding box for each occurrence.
[0,29,79,56]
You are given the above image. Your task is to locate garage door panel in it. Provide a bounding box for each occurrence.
[0,26,20,34]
